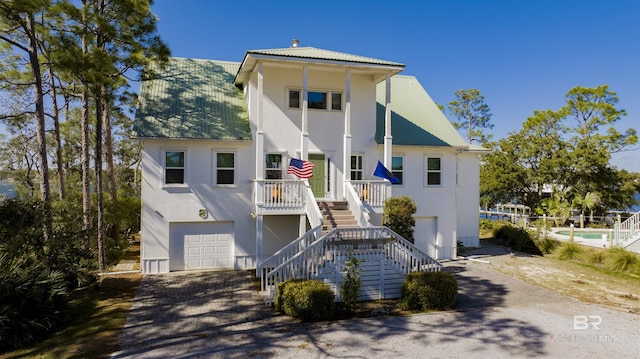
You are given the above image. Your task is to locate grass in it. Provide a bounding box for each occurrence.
[0,243,141,359]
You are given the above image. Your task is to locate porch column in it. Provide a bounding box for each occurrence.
[256,214,263,275]
[383,73,392,168]
[342,69,352,197]
[299,214,306,237]
[255,62,264,180]
[301,66,309,160]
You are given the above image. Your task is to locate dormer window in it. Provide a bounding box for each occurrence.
[288,89,342,111]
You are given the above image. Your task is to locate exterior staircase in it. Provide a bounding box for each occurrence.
[319,201,357,234]
[614,211,640,253]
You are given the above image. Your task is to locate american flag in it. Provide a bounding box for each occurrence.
[287,158,314,179]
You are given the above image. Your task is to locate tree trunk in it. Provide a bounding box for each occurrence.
[25,12,52,242]
[48,69,65,200]
[102,91,119,243]
[95,93,106,271]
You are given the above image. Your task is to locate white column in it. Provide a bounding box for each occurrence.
[256,214,263,276]
[299,214,306,237]
[256,62,264,180]
[301,66,309,160]
[342,69,352,198]
[383,74,392,168]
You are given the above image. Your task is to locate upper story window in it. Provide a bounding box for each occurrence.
[215,152,235,185]
[350,155,363,180]
[164,150,186,185]
[392,156,404,185]
[265,153,283,179]
[426,156,442,186]
[288,89,342,111]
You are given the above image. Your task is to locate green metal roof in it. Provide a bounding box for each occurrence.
[133,58,251,140]
[246,47,405,67]
[375,76,469,148]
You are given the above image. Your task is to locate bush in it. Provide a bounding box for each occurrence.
[0,252,68,351]
[274,279,303,313]
[398,271,457,311]
[533,235,560,255]
[605,247,640,273]
[493,224,542,255]
[281,279,335,322]
[383,196,416,243]
[555,241,585,260]
[340,253,363,312]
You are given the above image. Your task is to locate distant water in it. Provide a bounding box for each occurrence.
[0,182,16,199]
[633,192,640,213]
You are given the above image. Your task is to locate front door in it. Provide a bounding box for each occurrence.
[308,154,325,198]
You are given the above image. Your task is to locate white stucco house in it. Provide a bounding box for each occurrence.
[133,43,485,286]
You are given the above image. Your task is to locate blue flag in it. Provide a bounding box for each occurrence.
[373,160,400,184]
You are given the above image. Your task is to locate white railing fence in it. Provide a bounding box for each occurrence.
[345,182,371,227]
[252,180,305,210]
[614,211,640,246]
[259,225,322,284]
[350,180,389,208]
[263,226,442,304]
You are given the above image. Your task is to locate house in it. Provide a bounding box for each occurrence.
[134,42,485,281]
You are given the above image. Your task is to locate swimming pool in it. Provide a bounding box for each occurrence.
[555,230,611,239]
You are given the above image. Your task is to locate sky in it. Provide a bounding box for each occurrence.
[148,0,640,172]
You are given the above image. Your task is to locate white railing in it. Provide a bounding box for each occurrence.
[305,184,323,228]
[263,226,442,304]
[615,211,640,246]
[252,180,305,211]
[345,182,371,227]
[350,180,390,208]
[260,225,322,285]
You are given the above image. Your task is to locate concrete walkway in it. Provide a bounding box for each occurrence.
[111,250,640,358]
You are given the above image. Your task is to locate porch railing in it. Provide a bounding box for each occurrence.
[263,226,442,304]
[252,180,306,213]
[345,182,371,227]
[350,180,390,208]
[614,211,640,246]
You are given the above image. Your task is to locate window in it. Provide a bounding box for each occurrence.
[392,156,403,185]
[426,157,442,186]
[331,93,342,110]
[288,89,342,111]
[265,153,283,179]
[164,150,185,185]
[288,90,300,109]
[216,152,235,185]
[350,155,363,180]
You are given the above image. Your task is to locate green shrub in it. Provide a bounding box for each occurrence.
[555,241,585,260]
[383,196,416,243]
[274,278,303,313]
[282,279,335,322]
[534,235,560,255]
[0,252,68,351]
[605,247,640,273]
[340,253,363,312]
[493,224,542,255]
[398,271,457,311]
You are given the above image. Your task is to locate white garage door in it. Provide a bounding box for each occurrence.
[169,222,234,271]
[414,217,438,258]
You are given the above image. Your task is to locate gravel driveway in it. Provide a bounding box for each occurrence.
[111,250,640,358]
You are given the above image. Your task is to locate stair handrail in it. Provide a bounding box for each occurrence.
[263,226,442,304]
[260,225,321,287]
[345,181,371,227]
[615,211,640,246]
[305,183,323,228]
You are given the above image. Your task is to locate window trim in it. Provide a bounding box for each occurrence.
[287,88,343,111]
[162,148,188,188]
[424,155,443,187]
[213,150,236,187]
[391,155,404,186]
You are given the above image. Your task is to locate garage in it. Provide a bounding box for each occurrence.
[169,222,234,271]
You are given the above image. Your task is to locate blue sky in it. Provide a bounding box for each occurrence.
[149,0,639,172]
